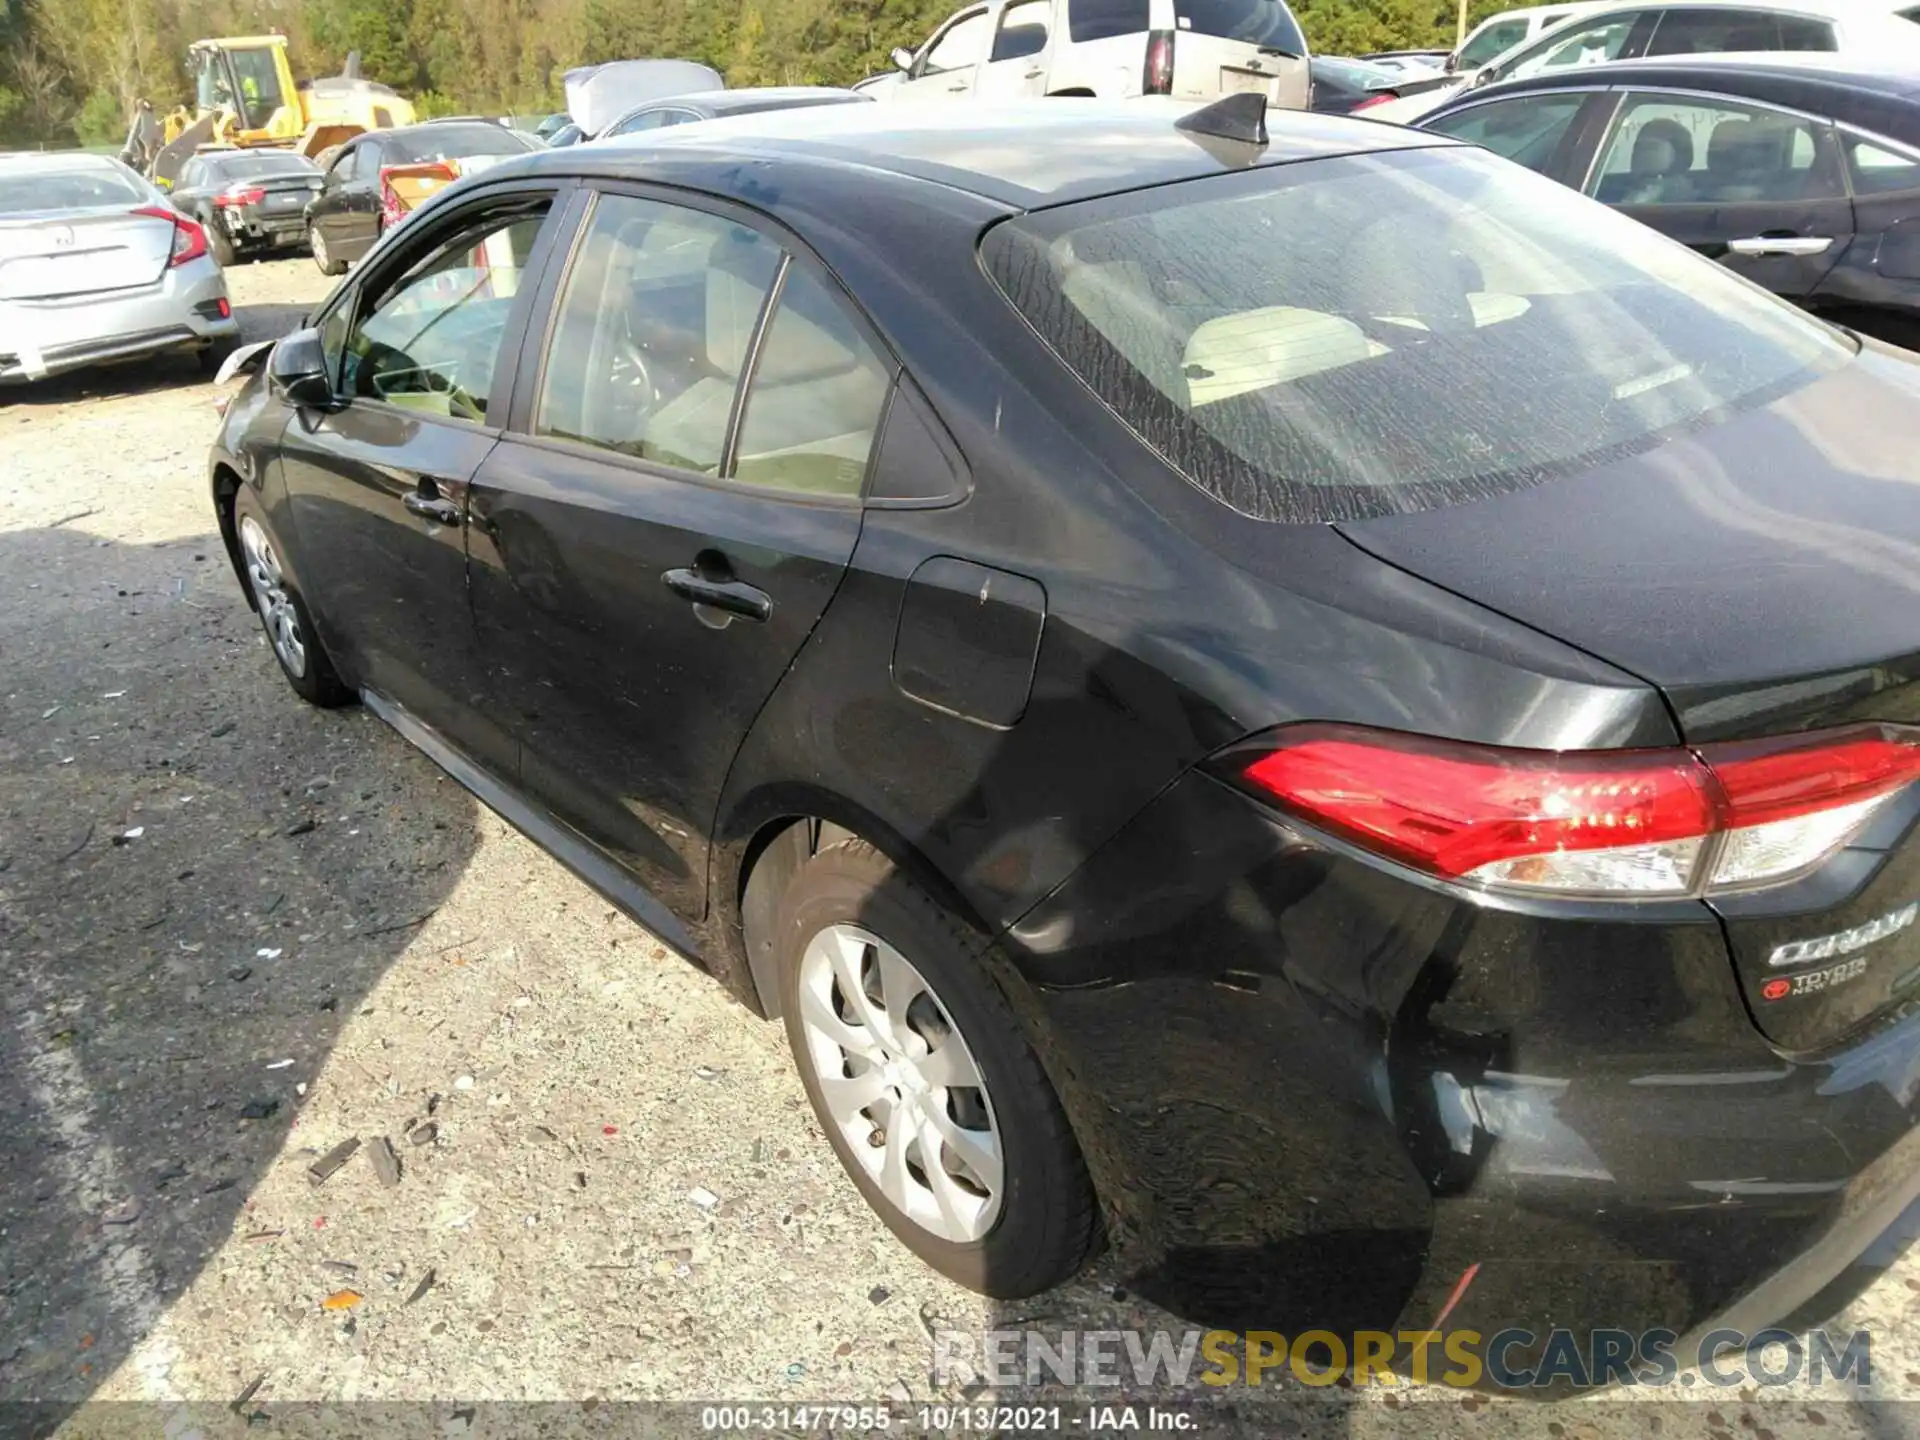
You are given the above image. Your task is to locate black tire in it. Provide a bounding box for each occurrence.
[777,838,1100,1297]
[230,487,354,708]
[206,217,237,267]
[310,223,346,276]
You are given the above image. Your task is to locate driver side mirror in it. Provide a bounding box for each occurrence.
[1471,65,1494,87]
[269,327,335,409]
[891,46,916,72]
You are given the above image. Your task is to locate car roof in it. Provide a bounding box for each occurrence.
[690,86,869,113]
[0,150,129,175]
[1470,2,1605,26]
[517,100,1451,210]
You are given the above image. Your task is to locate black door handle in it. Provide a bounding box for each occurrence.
[404,491,461,525]
[663,567,772,623]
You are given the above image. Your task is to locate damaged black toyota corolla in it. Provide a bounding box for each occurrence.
[208,95,1920,1374]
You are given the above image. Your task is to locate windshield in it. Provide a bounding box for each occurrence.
[0,166,147,214]
[983,147,1849,523]
[1176,0,1307,52]
[388,126,538,163]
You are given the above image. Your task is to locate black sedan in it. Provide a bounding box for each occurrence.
[1421,56,1920,347]
[304,120,540,275]
[1309,55,1455,114]
[167,149,322,265]
[594,86,871,141]
[208,97,1920,1369]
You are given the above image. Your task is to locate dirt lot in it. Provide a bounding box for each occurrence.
[2,257,1918,1439]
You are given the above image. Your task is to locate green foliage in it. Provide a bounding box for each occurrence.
[73,84,122,144]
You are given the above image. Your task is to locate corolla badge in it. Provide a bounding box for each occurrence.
[1769,902,1918,969]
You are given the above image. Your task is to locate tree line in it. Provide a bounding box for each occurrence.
[0,0,1506,148]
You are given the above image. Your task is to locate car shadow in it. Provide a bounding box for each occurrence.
[0,522,479,1429]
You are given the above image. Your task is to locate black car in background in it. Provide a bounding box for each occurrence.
[167,149,322,265]
[595,86,871,141]
[1421,56,1920,346]
[210,98,1920,1367]
[304,120,540,275]
[1308,55,1456,114]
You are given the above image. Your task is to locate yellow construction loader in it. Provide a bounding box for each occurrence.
[138,37,416,189]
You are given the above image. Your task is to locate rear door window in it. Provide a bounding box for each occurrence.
[1846,135,1920,195]
[1423,92,1593,174]
[1070,0,1151,41]
[982,147,1848,523]
[1587,93,1844,204]
[992,0,1053,59]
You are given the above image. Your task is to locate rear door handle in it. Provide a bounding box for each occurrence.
[1727,235,1832,257]
[403,490,461,525]
[663,568,772,624]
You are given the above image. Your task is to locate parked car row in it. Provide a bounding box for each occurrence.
[206,92,1920,1370]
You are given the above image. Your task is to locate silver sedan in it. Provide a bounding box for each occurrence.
[0,151,241,384]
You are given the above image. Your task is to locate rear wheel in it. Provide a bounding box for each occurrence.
[232,488,353,708]
[310,223,346,276]
[777,838,1099,1297]
[206,217,237,267]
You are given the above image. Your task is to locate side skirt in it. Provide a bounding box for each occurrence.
[360,687,703,963]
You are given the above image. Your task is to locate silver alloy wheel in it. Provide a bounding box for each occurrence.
[798,923,1004,1242]
[239,515,308,679]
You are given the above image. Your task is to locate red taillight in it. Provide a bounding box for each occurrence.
[1144,30,1175,95]
[1351,92,1398,113]
[217,185,267,206]
[134,205,209,267]
[1228,723,1920,898]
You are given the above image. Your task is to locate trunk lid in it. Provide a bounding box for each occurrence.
[1163,0,1312,108]
[0,206,176,301]
[1340,341,1920,1053]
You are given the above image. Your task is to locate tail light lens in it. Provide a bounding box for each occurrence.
[1351,92,1398,112]
[1225,723,1920,898]
[217,185,267,206]
[1144,30,1175,95]
[134,206,209,267]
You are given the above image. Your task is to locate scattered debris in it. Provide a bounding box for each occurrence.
[228,966,252,982]
[257,947,283,959]
[319,1260,358,1274]
[689,1186,720,1210]
[530,1124,557,1143]
[42,705,61,719]
[110,826,144,845]
[751,1139,765,1164]
[694,1065,725,1082]
[204,1178,237,1194]
[358,909,437,938]
[102,1197,143,1226]
[574,1171,587,1189]
[229,1374,266,1415]
[266,1059,295,1070]
[239,1099,279,1121]
[453,1075,475,1091]
[243,1230,283,1244]
[868,1286,890,1306]
[785,1362,807,1380]
[55,824,94,861]
[320,1290,363,1311]
[602,1125,618,1137]
[884,1380,911,1405]
[368,1137,402,1188]
[308,1138,360,1185]
[404,1269,436,1306]
[318,996,337,1012]
[835,1341,853,1358]
[408,1123,438,1146]
[285,819,316,837]
[210,720,236,738]
[103,690,127,699]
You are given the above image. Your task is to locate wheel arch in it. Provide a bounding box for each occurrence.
[720,788,1003,1023]
[212,462,251,609]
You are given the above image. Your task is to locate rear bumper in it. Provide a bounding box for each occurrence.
[219,204,311,249]
[1001,770,1920,1367]
[0,258,237,383]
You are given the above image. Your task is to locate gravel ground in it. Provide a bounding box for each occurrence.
[3,257,1919,1440]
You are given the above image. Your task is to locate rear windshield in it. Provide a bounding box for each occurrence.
[983,146,1849,523]
[1177,0,1307,53]
[0,166,146,214]
[387,125,537,163]
[210,152,316,178]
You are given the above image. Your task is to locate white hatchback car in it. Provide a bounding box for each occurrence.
[876,0,1311,109]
